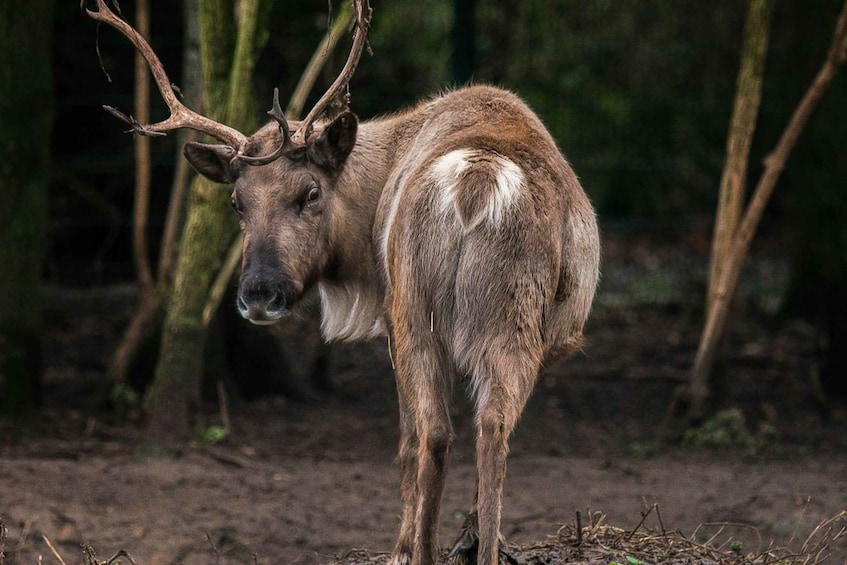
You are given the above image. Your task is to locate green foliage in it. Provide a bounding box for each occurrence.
[610,556,645,565]
[731,540,743,553]
[234,0,847,256]
[194,424,229,446]
[628,440,659,458]
[110,383,140,408]
[684,409,777,454]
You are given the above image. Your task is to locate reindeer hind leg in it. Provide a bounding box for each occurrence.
[389,323,456,565]
[389,392,418,565]
[452,353,538,565]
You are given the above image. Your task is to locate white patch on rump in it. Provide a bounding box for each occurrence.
[433,149,473,218]
[491,157,523,224]
[432,149,524,232]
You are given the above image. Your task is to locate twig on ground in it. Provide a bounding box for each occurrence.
[42,535,67,565]
[799,510,847,565]
[694,521,763,554]
[205,532,222,565]
[787,496,812,548]
[626,502,658,541]
[106,549,137,565]
[82,542,97,565]
[575,510,583,546]
[0,518,6,565]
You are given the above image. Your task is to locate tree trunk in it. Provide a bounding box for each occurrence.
[688,0,847,420]
[133,0,154,300]
[706,0,773,315]
[0,0,54,418]
[144,0,274,448]
[687,0,773,419]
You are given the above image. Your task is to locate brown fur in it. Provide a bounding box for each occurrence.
[185,85,600,565]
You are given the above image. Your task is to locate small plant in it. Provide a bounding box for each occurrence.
[194,425,229,446]
[109,383,139,408]
[628,439,659,457]
[1,517,7,565]
[683,408,777,454]
[610,556,645,565]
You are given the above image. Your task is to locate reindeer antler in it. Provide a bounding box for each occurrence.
[83,0,371,163]
[294,0,372,144]
[83,0,249,153]
[239,88,291,165]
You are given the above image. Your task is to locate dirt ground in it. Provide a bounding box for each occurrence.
[2,235,847,565]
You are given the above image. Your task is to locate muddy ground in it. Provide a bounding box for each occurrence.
[2,235,847,564]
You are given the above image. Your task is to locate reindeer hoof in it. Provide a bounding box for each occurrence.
[447,514,518,565]
[447,512,478,563]
[446,544,519,565]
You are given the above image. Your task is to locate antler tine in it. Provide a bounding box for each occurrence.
[240,88,292,166]
[102,105,167,136]
[293,0,372,144]
[83,0,248,152]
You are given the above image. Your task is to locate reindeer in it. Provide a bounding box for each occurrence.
[85,1,600,564]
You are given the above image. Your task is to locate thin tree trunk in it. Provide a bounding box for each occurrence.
[706,0,773,315]
[158,0,202,283]
[688,0,847,420]
[107,0,155,395]
[107,298,163,391]
[287,1,354,120]
[145,0,273,448]
[0,0,54,417]
[107,0,201,389]
[133,0,154,300]
[687,0,774,419]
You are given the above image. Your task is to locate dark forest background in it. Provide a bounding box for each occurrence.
[2,0,846,432]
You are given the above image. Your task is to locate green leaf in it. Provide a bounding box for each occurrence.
[195,425,229,445]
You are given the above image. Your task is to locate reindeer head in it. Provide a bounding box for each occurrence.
[185,111,358,324]
[84,0,370,325]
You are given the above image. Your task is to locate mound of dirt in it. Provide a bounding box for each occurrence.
[4,509,845,565]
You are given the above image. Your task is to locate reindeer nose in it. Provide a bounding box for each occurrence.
[237,277,288,325]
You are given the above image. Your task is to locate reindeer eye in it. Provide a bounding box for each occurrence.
[305,185,320,204]
[230,194,242,214]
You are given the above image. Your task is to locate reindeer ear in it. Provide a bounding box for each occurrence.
[307,111,358,170]
[183,142,239,184]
